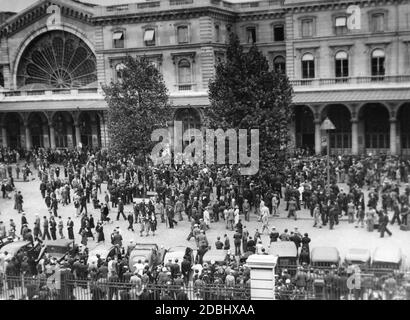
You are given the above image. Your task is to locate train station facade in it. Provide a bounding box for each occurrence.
[0,0,409,155]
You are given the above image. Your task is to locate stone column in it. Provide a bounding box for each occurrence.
[390,118,397,155]
[66,125,74,149]
[247,254,277,300]
[351,119,359,155]
[1,127,7,148]
[49,123,56,149]
[75,124,81,148]
[24,123,32,150]
[314,119,322,155]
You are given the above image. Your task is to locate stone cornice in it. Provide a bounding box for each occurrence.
[0,0,94,38]
[92,7,237,26]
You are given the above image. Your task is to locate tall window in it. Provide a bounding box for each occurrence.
[301,19,313,38]
[115,63,125,82]
[177,26,189,44]
[302,53,315,79]
[273,56,286,74]
[371,49,385,79]
[0,69,3,87]
[372,13,385,32]
[335,16,347,35]
[246,26,257,44]
[178,59,192,90]
[144,29,156,46]
[335,51,349,79]
[215,25,221,42]
[274,24,285,41]
[113,31,124,48]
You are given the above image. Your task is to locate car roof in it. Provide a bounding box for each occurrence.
[203,250,226,262]
[345,248,371,263]
[43,239,74,247]
[0,241,30,256]
[373,247,402,264]
[268,242,298,257]
[311,247,340,262]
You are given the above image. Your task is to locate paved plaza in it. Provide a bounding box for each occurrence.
[1,164,409,265]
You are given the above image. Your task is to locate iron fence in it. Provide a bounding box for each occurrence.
[0,275,250,300]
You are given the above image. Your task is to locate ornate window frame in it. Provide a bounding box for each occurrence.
[174,22,191,44]
[271,22,285,42]
[298,16,316,38]
[171,52,196,90]
[112,27,126,49]
[142,24,159,47]
[368,9,388,33]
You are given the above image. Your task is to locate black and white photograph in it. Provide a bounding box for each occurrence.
[0,0,409,305]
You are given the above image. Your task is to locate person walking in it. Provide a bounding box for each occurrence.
[127,211,134,231]
[380,212,392,238]
[233,229,242,256]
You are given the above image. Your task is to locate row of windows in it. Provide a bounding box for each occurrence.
[301,49,385,79]
[301,12,387,38]
[245,24,285,44]
[112,25,189,48]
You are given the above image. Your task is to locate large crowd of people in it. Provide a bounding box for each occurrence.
[0,147,410,299]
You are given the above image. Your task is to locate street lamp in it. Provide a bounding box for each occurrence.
[321,117,336,190]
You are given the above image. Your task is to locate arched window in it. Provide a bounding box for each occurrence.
[335,51,348,79]
[301,53,315,79]
[178,59,192,90]
[371,49,385,79]
[273,55,286,74]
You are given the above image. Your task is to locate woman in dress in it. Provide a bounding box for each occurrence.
[96,221,105,243]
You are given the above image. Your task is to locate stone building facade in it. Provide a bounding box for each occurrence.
[0,0,409,156]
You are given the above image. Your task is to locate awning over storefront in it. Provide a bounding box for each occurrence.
[292,88,410,104]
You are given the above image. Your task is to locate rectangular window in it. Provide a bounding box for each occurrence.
[335,17,348,35]
[113,31,124,48]
[215,25,221,42]
[335,59,348,78]
[301,19,313,37]
[246,27,257,43]
[373,13,385,32]
[302,60,315,78]
[274,25,285,41]
[144,29,156,46]
[177,26,189,44]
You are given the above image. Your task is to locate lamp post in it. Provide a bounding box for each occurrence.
[321,117,336,190]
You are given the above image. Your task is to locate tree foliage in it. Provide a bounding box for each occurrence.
[103,56,172,164]
[207,33,294,184]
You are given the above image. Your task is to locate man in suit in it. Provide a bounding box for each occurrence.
[380,212,392,238]
[67,217,74,240]
[42,216,51,240]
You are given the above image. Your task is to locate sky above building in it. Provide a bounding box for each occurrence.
[1,0,259,13]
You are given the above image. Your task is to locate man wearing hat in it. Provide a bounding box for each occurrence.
[269,227,279,243]
[116,198,126,221]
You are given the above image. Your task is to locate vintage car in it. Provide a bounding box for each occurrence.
[0,241,41,274]
[87,244,123,267]
[344,248,371,269]
[129,243,166,272]
[310,247,340,268]
[37,239,78,262]
[371,247,403,275]
[202,250,228,266]
[164,246,195,268]
[269,242,298,275]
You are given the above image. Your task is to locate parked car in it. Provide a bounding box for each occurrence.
[87,244,123,267]
[269,242,298,275]
[37,239,78,263]
[344,248,371,270]
[164,246,195,268]
[372,246,403,275]
[310,247,340,268]
[202,250,227,266]
[129,243,166,272]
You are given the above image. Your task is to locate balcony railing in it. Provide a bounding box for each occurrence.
[137,1,161,9]
[290,75,410,87]
[169,0,193,5]
[2,88,99,98]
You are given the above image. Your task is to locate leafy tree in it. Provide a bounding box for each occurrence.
[103,55,172,164]
[207,33,293,186]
